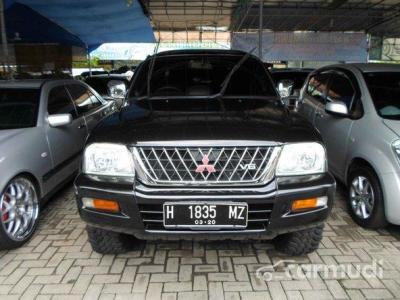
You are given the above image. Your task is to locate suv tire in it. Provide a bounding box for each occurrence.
[87,226,130,254]
[274,224,324,256]
[347,165,387,229]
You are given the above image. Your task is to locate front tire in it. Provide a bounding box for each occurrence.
[86,226,130,254]
[274,224,324,256]
[347,166,387,229]
[0,176,40,250]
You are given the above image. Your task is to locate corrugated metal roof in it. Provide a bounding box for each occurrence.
[141,0,400,37]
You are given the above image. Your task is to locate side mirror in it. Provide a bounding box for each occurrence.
[325,101,349,117]
[108,80,127,99]
[277,80,294,98]
[48,114,72,127]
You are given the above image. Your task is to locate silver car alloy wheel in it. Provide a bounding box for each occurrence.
[0,178,39,241]
[350,176,375,220]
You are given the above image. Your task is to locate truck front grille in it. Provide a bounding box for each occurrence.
[133,145,279,186]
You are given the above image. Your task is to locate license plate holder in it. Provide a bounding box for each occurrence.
[163,202,248,229]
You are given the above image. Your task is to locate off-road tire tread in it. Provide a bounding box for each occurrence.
[87,226,129,254]
[274,224,324,256]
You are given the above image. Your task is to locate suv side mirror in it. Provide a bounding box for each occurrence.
[108,80,127,99]
[48,114,73,127]
[325,101,349,117]
[277,80,294,98]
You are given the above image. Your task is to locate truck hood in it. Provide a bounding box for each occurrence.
[383,119,400,137]
[88,99,322,145]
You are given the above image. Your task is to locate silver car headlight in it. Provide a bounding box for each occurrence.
[392,140,400,161]
[276,142,326,176]
[83,143,135,177]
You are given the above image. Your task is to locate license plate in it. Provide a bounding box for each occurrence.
[163,202,248,229]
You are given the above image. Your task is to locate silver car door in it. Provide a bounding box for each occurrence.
[298,72,330,125]
[66,83,113,133]
[314,70,359,179]
[45,84,88,190]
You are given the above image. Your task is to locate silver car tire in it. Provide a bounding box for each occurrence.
[348,166,387,229]
[0,176,40,250]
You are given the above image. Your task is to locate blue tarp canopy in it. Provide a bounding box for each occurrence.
[4,0,155,51]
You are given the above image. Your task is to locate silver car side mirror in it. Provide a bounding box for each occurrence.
[48,114,73,127]
[277,80,294,98]
[108,80,127,99]
[325,101,349,117]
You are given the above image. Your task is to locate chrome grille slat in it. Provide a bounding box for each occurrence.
[133,145,279,186]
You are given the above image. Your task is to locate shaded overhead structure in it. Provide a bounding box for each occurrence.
[141,0,400,37]
[4,1,84,47]
[232,0,400,37]
[6,0,155,50]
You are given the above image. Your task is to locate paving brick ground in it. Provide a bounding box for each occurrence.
[1,185,400,300]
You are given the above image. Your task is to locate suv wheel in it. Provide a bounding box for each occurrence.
[274,224,324,256]
[87,226,130,254]
[348,166,387,228]
[0,176,40,250]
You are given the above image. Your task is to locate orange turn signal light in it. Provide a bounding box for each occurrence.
[93,199,120,212]
[291,198,318,212]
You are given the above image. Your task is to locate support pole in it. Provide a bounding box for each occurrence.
[0,0,10,77]
[258,0,263,60]
[87,46,92,76]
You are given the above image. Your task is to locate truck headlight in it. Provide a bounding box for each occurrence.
[392,140,400,161]
[276,143,326,176]
[83,143,135,177]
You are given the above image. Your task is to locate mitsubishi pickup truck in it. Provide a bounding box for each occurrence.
[74,50,335,255]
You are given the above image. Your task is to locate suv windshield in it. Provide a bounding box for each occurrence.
[364,72,400,120]
[129,54,277,99]
[0,88,40,129]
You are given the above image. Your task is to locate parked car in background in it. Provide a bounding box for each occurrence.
[0,79,117,250]
[271,68,313,110]
[85,74,130,108]
[271,68,313,97]
[298,64,400,228]
[75,49,335,255]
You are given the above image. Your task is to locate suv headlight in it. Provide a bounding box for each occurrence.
[276,142,326,176]
[392,140,400,161]
[83,143,135,177]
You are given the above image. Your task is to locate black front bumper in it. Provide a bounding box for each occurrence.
[74,173,335,240]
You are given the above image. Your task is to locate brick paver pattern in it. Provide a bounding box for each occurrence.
[0,186,400,300]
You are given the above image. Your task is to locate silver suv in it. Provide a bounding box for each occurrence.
[298,64,400,228]
[0,79,117,250]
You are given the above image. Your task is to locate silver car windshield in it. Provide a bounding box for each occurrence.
[0,88,40,129]
[364,72,400,120]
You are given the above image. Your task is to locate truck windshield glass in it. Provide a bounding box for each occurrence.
[130,55,277,99]
[0,88,40,129]
[364,72,400,120]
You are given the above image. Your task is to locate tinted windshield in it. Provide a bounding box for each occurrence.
[129,54,277,98]
[364,72,400,120]
[0,88,40,129]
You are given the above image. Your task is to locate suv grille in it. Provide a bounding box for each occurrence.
[133,146,278,185]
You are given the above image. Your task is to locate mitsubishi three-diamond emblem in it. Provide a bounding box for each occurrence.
[195,154,216,173]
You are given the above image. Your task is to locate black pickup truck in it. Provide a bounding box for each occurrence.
[75,50,335,255]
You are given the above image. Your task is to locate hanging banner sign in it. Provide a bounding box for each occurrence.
[232,32,368,62]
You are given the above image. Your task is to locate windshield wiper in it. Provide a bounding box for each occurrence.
[216,47,256,98]
[209,48,256,114]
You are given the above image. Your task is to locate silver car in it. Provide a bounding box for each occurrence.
[0,79,117,249]
[298,64,400,228]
